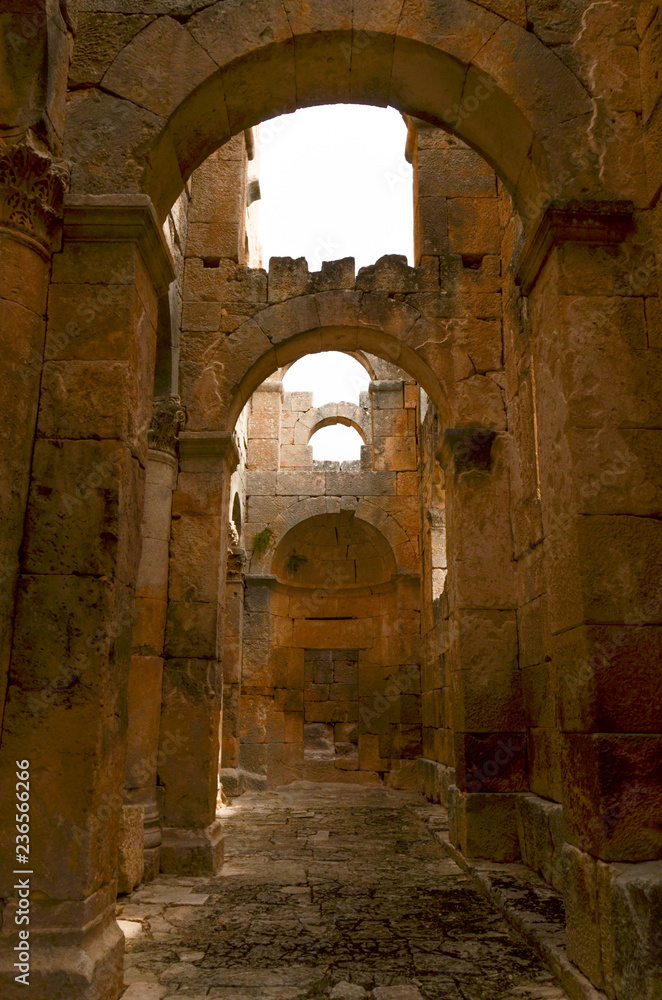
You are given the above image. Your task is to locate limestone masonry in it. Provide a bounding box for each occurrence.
[0,4,661,1000]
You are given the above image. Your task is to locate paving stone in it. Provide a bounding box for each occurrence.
[330,983,368,999]
[122,784,569,1000]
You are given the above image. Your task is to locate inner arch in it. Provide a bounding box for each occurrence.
[226,325,447,434]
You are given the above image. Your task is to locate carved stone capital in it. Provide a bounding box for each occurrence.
[0,136,70,254]
[148,396,187,457]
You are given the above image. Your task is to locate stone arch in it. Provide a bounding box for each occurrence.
[270,512,398,588]
[248,495,419,577]
[182,290,450,435]
[307,403,369,446]
[65,2,596,223]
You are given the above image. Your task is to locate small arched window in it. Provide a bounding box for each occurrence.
[231,493,242,539]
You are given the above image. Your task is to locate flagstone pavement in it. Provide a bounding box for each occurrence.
[118,783,569,1000]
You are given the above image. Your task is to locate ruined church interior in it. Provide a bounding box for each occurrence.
[1,2,662,999]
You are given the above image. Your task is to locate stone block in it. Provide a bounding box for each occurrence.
[529,727,563,804]
[448,198,501,255]
[242,640,271,687]
[239,742,267,775]
[23,438,143,588]
[246,471,278,496]
[126,654,164,789]
[280,444,313,468]
[268,256,309,302]
[419,196,449,256]
[274,688,304,712]
[239,695,269,744]
[169,515,221,603]
[131,597,168,655]
[562,842,604,988]
[358,734,388,771]
[418,147,497,198]
[517,596,545,669]
[385,760,418,790]
[609,859,662,1000]
[516,793,565,892]
[305,722,334,756]
[100,14,216,119]
[247,438,279,471]
[555,624,662,733]
[449,610,523,731]
[449,787,521,862]
[160,820,224,876]
[172,470,224,518]
[454,732,528,793]
[276,471,326,495]
[266,743,304,786]
[562,732,662,861]
[164,601,217,659]
[45,280,153,366]
[117,805,145,895]
[38,360,148,454]
[271,646,304,689]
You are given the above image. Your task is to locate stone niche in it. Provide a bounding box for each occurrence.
[236,509,422,791]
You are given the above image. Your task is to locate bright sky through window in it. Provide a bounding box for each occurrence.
[283,352,370,406]
[309,425,364,463]
[283,353,371,462]
[258,105,414,270]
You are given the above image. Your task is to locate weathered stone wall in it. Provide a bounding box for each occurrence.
[3,7,662,998]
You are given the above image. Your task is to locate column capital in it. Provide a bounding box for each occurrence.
[63,193,175,295]
[0,136,70,256]
[148,395,187,458]
[515,198,634,295]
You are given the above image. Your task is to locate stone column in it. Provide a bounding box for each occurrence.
[0,194,173,1000]
[220,542,246,797]
[122,397,186,886]
[517,200,662,996]
[441,428,525,863]
[159,432,238,874]
[0,138,68,731]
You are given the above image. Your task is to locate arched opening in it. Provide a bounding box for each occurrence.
[231,492,242,541]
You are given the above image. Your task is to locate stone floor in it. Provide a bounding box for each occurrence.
[118,783,569,1000]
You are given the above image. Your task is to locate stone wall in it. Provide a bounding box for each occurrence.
[3,8,662,996]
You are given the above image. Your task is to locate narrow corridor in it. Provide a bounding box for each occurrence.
[119,784,568,1000]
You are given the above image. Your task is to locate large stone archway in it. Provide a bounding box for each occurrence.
[1,6,662,1000]
[63,1,598,222]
